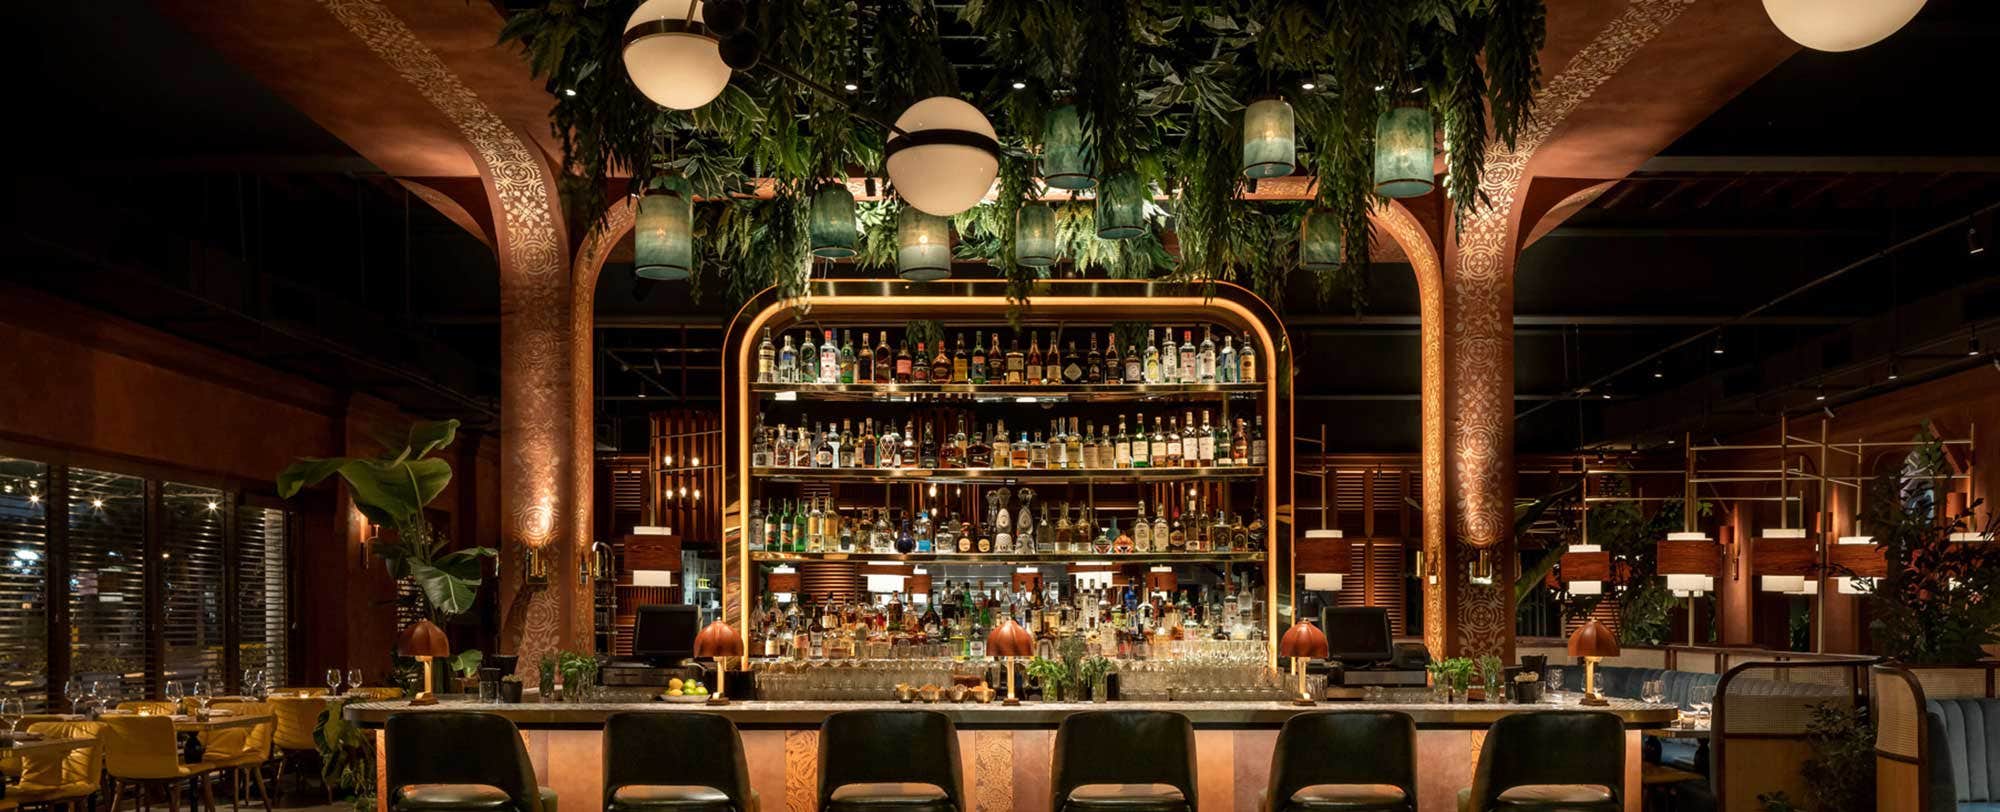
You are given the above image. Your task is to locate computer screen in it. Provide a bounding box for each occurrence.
[1322,606,1394,664]
[633,604,698,663]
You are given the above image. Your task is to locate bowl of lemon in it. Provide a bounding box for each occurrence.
[660,677,711,703]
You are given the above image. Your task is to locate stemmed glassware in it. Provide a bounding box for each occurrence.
[192,680,212,715]
[63,676,83,715]
[1690,685,1715,725]
[164,680,184,711]
[347,668,364,693]
[1642,679,1666,705]
[0,694,24,737]
[326,668,343,695]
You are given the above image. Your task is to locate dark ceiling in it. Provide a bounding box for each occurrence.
[6,0,1997,456]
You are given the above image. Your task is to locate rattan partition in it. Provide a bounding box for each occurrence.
[1873,663,2000,812]
[1713,659,1875,811]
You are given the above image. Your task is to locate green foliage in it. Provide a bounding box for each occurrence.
[449,649,484,680]
[1558,474,1709,645]
[1863,431,2000,663]
[314,698,375,812]
[1800,702,1875,812]
[277,419,496,618]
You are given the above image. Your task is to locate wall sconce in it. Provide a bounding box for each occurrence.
[524,545,551,586]
[1468,548,1497,586]
[361,521,382,568]
[584,540,615,586]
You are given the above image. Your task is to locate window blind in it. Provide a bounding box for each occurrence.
[161,482,226,689]
[0,458,50,710]
[67,468,148,702]
[236,505,289,687]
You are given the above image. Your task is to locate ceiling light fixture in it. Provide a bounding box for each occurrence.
[1011,81,1027,90]
[1651,363,1665,379]
[622,0,734,110]
[1242,97,1298,179]
[1886,357,1900,380]
[1815,384,1827,401]
[1971,334,1983,357]
[1299,81,1315,90]
[1761,0,1927,52]
[1712,334,1726,355]
[843,82,858,92]
[885,96,1000,216]
[1970,226,1987,256]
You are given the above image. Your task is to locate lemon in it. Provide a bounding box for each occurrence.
[668,678,685,691]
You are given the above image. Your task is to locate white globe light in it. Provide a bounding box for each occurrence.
[1762,0,1926,52]
[885,96,999,216]
[623,0,732,110]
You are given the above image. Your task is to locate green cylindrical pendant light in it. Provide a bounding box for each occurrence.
[634,190,693,281]
[1095,171,1146,240]
[1015,203,1059,267]
[808,182,858,258]
[1299,209,1343,270]
[1039,104,1096,191]
[896,204,952,281]
[1374,102,1436,198]
[1241,96,1296,180]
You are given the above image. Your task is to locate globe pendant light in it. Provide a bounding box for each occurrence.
[1373,102,1435,198]
[1241,97,1296,180]
[885,96,1001,216]
[808,182,858,259]
[1299,209,1342,270]
[622,0,733,110]
[896,205,952,282]
[1763,0,1926,52]
[634,190,694,281]
[1039,104,1096,191]
[1015,203,1059,267]
[1095,171,1147,240]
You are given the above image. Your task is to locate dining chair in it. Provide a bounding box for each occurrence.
[7,720,108,812]
[209,701,277,812]
[100,714,223,812]
[268,696,330,800]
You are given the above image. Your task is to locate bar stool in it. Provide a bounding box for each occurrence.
[1051,710,1197,812]
[1460,711,1624,812]
[817,710,963,812]
[385,712,556,812]
[602,712,757,812]
[1263,711,1416,812]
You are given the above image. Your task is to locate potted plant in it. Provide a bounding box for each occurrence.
[1025,657,1070,702]
[1077,656,1114,702]
[498,675,524,704]
[1851,432,2000,664]
[450,650,484,693]
[1476,655,1506,702]
[537,654,557,700]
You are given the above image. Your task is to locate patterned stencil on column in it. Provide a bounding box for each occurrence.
[974,730,1014,812]
[785,729,818,812]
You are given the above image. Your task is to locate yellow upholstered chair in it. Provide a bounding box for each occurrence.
[268,688,328,698]
[8,720,107,812]
[2,715,78,783]
[346,686,405,701]
[207,701,276,812]
[116,700,182,716]
[269,696,330,800]
[100,714,221,812]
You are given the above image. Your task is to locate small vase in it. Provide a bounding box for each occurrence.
[498,681,523,703]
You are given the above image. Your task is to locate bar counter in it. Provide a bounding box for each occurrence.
[348,698,1677,812]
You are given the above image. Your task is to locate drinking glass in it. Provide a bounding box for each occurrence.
[192,680,211,714]
[1642,679,1666,705]
[1692,685,1715,723]
[348,669,364,692]
[1548,667,1566,701]
[63,676,83,714]
[86,679,104,714]
[1,695,24,736]
[326,669,343,695]
[165,680,184,709]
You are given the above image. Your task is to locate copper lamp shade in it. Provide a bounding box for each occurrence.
[1568,619,1619,707]
[1279,619,1329,706]
[398,619,449,705]
[985,618,1035,658]
[694,620,744,705]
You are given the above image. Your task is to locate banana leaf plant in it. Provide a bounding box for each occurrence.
[276,419,496,618]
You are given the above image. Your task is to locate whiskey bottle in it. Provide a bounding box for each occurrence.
[1143,329,1162,383]
[856,331,874,382]
[876,332,894,383]
[969,331,988,384]
[1029,432,1049,470]
[758,328,776,383]
[1062,341,1083,384]
[1132,500,1153,552]
[1055,504,1075,552]
[748,499,766,551]
[799,331,817,383]
[1250,414,1268,466]
[1168,509,1187,552]
[1151,505,1170,553]
[941,416,968,469]
[895,340,914,383]
[1149,415,1169,469]
[1231,418,1250,463]
[967,425,993,468]
[1081,422,1100,470]
[1115,415,1133,468]
[1044,338,1063,384]
[1198,410,1217,465]
[911,341,929,382]
[932,340,952,384]
[1037,504,1056,553]
[1025,333,1044,383]
[1065,417,1083,469]
[814,423,836,468]
[841,418,859,467]
[1105,333,1124,384]
[1128,413,1149,469]
[1011,431,1032,469]
[952,334,970,383]
[1005,336,1025,383]
[1112,517,1133,554]
[1086,334,1104,383]
[1239,338,1258,383]
[1179,411,1198,466]
[898,419,919,468]
[992,420,1011,469]
[1048,421,1067,469]
[988,332,1005,383]
[920,421,939,469]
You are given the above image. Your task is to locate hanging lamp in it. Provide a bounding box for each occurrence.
[1095,170,1147,240]
[808,183,858,259]
[1015,203,1059,267]
[621,0,732,110]
[896,205,952,282]
[1299,210,1343,270]
[1039,104,1096,191]
[634,189,694,281]
[1763,0,1926,52]
[1241,97,1297,179]
[1373,102,1436,198]
[885,96,1000,216]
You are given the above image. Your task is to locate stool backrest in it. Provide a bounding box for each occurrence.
[385,712,542,812]
[817,710,964,812]
[1268,711,1415,808]
[1051,710,1197,812]
[1467,711,1624,812]
[603,712,753,809]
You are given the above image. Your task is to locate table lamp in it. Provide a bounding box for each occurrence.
[1567,619,1620,707]
[693,620,745,705]
[1279,619,1330,706]
[397,619,449,706]
[986,618,1035,705]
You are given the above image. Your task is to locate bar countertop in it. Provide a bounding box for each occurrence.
[342,697,1678,730]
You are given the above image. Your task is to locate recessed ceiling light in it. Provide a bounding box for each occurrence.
[1373,84,1386,91]
[1011,81,1026,90]
[1970,336,1983,356]
[563,88,577,97]
[843,82,859,92]
[1886,358,1901,380]
[1300,82,1315,90]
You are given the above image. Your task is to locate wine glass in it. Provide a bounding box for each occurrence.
[193,679,212,714]
[347,668,364,693]
[326,668,343,695]
[1691,685,1715,724]
[164,680,184,711]
[63,677,83,715]
[1642,679,1666,706]
[0,695,23,737]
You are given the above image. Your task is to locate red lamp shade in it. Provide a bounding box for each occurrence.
[986,618,1034,658]
[1278,619,1330,660]
[397,619,450,659]
[693,619,744,659]
[1567,619,1620,659]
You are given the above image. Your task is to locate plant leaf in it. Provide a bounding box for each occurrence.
[404,419,461,460]
[411,561,481,617]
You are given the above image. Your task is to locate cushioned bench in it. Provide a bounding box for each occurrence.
[1557,665,1721,773]
[1929,698,2000,812]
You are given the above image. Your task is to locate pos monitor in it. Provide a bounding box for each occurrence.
[633,604,698,665]
[1321,606,1395,665]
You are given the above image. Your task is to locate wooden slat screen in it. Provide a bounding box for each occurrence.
[651,410,722,545]
[0,458,51,710]
[235,504,289,687]
[67,468,149,702]
[162,482,226,688]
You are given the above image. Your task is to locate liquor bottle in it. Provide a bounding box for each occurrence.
[969,331,988,384]
[1037,504,1056,552]
[1168,416,1185,467]
[758,328,776,382]
[898,419,920,468]
[1150,416,1170,468]
[992,420,1011,469]
[941,416,967,469]
[839,418,857,467]
[1211,510,1233,553]
[821,329,840,383]
[1178,330,1196,383]
[1197,410,1216,466]
[752,416,773,467]
[792,499,809,552]
[1239,337,1257,383]
[1159,329,1178,384]
[1061,341,1083,384]
[920,421,939,469]
[896,517,916,554]
[1054,504,1073,552]
[1105,334,1124,384]
[1065,417,1083,469]
[748,499,765,551]
[779,333,799,383]
[1043,337,1061,384]
[1048,421,1067,469]
[875,332,894,383]
[1168,509,1187,552]
[839,508,856,552]
[856,331,873,382]
[1012,431,1032,469]
[968,424,993,468]
[895,340,914,383]
[914,511,933,553]
[911,341,929,382]
[931,340,952,384]
[1115,415,1133,468]
[987,332,1005,383]
[878,422,900,469]
[956,512,974,553]
[1029,431,1049,469]
[1198,327,1216,383]
[859,419,877,467]
[1113,517,1132,554]
[1025,333,1043,383]
[815,423,837,468]
[1006,336,1026,383]
[839,330,856,384]
[952,334,970,383]
[1143,328,1162,384]
[799,331,817,383]
[1232,513,1251,552]
[1081,422,1100,470]
[1232,418,1250,464]
[765,500,782,551]
[994,497,1013,552]
[1086,334,1105,383]
[1151,504,1170,553]
[1250,414,1268,466]
[1127,412,1147,469]
[1133,500,1152,552]
[1213,417,1233,466]
[1217,335,1237,384]
[1181,411,1199,466]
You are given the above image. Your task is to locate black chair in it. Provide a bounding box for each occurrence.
[1460,711,1624,812]
[1051,710,1197,812]
[603,712,757,812]
[817,710,964,812]
[1263,711,1416,812]
[385,712,555,812]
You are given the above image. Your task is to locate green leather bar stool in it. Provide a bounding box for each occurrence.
[385,712,557,812]
[1051,710,1197,812]
[603,712,757,812]
[1459,711,1624,812]
[1262,711,1417,812]
[817,710,964,812]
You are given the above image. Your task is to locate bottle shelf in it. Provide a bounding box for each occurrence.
[750,466,1264,484]
[748,551,1265,565]
[752,381,1262,403]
